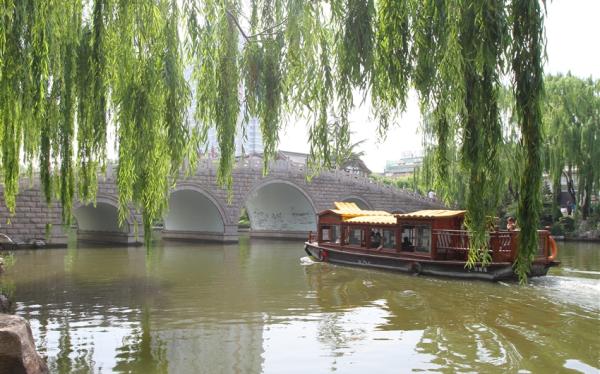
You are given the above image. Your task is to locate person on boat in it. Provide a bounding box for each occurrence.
[506,217,517,231]
[402,236,412,250]
[374,232,382,248]
[371,231,381,248]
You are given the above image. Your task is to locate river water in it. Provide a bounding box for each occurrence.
[2,238,599,373]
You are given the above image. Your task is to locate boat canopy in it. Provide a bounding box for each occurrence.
[395,210,466,219]
[344,215,397,225]
[331,202,392,220]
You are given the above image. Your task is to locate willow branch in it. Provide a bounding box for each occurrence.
[225,8,287,43]
[225,8,250,41]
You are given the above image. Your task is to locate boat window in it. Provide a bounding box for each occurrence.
[320,225,340,243]
[369,228,383,248]
[382,229,396,249]
[348,228,363,246]
[401,225,432,253]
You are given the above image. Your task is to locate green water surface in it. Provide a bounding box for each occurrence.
[3,238,599,373]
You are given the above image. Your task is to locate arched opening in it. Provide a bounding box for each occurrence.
[73,201,135,244]
[343,196,372,210]
[162,189,228,242]
[244,181,316,239]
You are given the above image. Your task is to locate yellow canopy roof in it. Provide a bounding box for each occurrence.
[333,201,361,211]
[395,210,466,219]
[331,202,392,220]
[345,215,397,225]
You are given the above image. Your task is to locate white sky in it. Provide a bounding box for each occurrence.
[278,0,600,173]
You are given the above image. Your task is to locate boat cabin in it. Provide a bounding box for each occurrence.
[315,202,464,259]
[313,202,540,262]
[308,202,558,280]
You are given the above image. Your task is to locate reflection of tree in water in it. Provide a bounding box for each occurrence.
[316,312,367,372]
[64,243,77,274]
[56,318,73,373]
[303,264,382,311]
[415,324,521,372]
[306,265,377,372]
[307,266,515,371]
[114,306,168,373]
[49,316,95,374]
[317,313,367,351]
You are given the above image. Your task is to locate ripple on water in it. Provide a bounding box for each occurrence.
[5,240,600,373]
[300,256,316,265]
[530,275,600,313]
[564,359,600,373]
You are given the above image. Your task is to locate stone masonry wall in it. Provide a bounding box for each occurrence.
[0,180,67,245]
[0,159,444,245]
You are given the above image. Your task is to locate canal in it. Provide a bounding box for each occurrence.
[2,238,599,373]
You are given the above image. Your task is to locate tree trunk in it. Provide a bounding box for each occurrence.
[552,174,561,220]
[581,179,592,220]
[563,166,577,207]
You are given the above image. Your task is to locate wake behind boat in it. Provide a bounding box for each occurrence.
[304,202,559,281]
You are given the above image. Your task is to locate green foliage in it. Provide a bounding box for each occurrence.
[589,202,600,226]
[511,0,545,283]
[338,0,375,88]
[109,0,190,246]
[559,216,576,233]
[414,0,509,268]
[549,222,564,236]
[0,251,15,269]
[238,208,250,227]
[0,0,549,282]
[372,0,411,132]
[371,174,416,191]
[543,74,600,220]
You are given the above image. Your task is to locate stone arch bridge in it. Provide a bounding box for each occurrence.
[0,158,443,245]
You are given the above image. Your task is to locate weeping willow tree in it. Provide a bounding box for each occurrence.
[1,0,547,281]
[543,74,599,220]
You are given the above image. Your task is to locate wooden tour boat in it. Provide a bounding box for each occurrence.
[304,202,559,281]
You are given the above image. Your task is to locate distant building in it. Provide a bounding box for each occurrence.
[384,155,423,177]
[277,150,308,165]
[206,116,264,158]
[340,158,371,178]
[237,117,263,156]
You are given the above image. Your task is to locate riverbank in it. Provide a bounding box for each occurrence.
[561,236,600,243]
[1,242,67,251]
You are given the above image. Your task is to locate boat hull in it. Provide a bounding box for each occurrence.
[304,242,555,281]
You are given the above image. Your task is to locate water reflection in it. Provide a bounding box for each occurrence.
[301,249,600,373]
[2,238,599,373]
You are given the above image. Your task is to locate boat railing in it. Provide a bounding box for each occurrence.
[434,229,552,262]
[307,231,317,243]
[537,230,550,258]
[433,229,516,262]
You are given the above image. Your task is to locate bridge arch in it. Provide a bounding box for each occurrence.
[73,195,139,244]
[342,195,372,210]
[242,179,317,239]
[162,185,230,242]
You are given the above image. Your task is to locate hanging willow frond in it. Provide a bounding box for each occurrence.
[511,0,545,282]
[0,0,550,282]
[336,0,375,88]
[163,0,190,179]
[76,26,97,204]
[215,0,241,193]
[243,0,262,118]
[257,0,284,173]
[372,0,412,133]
